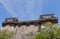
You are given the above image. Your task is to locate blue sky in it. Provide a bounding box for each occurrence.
[0,0,60,28]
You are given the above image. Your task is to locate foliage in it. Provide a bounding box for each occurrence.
[34,23,60,39]
[0,30,14,39]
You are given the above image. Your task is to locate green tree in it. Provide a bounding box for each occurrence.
[0,30,14,39]
[34,23,60,39]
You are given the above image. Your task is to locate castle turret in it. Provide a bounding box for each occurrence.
[40,14,58,28]
[2,17,19,27]
[40,14,58,24]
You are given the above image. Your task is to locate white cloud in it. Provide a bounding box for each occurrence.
[0,0,47,20]
[0,0,19,17]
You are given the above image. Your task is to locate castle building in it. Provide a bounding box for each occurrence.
[2,14,58,39]
[2,14,58,27]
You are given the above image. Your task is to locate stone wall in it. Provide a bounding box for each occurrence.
[2,25,38,39]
